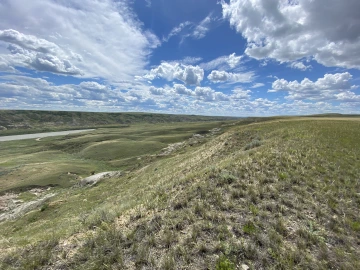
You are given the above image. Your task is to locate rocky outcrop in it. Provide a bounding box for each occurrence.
[79,171,122,187]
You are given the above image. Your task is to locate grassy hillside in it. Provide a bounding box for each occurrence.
[0,110,237,135]
[1,118,359,269]
[0,121,227,194]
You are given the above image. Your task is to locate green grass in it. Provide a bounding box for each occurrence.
[0,109,236,135]
[0,121,227,193]
[1,117,359,269]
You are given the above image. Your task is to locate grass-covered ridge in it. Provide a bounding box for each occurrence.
[1,118,359,269]
[0,110,237,135]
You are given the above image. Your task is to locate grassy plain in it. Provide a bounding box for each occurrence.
[0,117,359,269]
[0,121,228,193]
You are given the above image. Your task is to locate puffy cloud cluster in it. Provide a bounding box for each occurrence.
[149,86,167,95]
[0,30,82,75]
[1,73,359,115]
[79,81,108,91]
[147,84,246,102]
[0,0,160,80]
[222,0,360,69]
[269,72,359,101]
[144,62,204,85]
[232,88,252,100]
[173,84,194,96]
[289,61,312,71]
[207,70,255,83]
[195,87,229,102]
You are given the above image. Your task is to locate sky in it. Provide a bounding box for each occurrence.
[0,0,360,116]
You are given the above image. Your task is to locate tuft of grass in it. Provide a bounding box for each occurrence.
[244,138,262,150]
[215,255,235,270]
[243,221,257,235]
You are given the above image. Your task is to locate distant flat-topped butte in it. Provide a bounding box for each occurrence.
[0,129,95,142]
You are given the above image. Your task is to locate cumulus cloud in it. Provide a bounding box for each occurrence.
[0,29,61,54]
[149,86,167,95]
[173,84,194,96]
[1,74,359,115]
[200,53,242,70]
[79,81,108,91]
[0,74,163,109]
[195,86,229,102]
[0,0,160,80]
[335,91,360,102]
[0,30,83,75]
[144,62,204,85]
[222,0,360,69]
[148,84,195,97]
[207,70,255,83]
[289,61,312,71]
[231,88,252,100]
[269,72,359,101]
[227,53,242,68]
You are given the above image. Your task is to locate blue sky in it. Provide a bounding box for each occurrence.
[0,0,360,116]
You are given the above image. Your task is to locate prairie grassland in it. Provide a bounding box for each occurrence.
[1,118,359,269]
[0,121,227,193]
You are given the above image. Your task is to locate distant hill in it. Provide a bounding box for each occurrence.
[304,113,360,118]
[0,110,237,134]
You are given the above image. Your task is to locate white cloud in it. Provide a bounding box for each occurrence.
[251,83,264,88]
[163,14,214,43]
[173,84,194,96]
[269,72,360,101]
[289,61,312,71]
[79,81,108,91]
[1,74,359,115]
[231,88,252,100]
[144,62,204,85]
[181,56,203,65]
[195,86,229,102]
[0,30,83,75]
[207,70,255,83]
[200,53,243,70]
[0,0,160,81]
[0,29,61,54]
[222,0,360,69]
[0,58,16,72]
[335,91,360,102]
[149,86,167,95]
[191,15,213,39]
[227,53,242,68]
[163,21,192,42]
